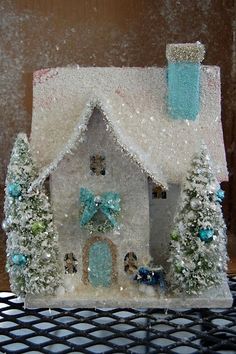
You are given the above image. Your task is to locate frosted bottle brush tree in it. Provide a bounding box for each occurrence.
[168,146,227,294]
[3,133,61,296]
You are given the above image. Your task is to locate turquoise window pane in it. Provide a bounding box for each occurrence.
[88,241,112,287]
[167,62,200,120]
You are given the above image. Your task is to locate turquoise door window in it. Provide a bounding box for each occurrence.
[88,241,112,287]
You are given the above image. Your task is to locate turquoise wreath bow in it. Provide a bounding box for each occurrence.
[80,187,121,227]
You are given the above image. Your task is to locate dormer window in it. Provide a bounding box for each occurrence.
[152,185,167,199]
[90,155,106,175]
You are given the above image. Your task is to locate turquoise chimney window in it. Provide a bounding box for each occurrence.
[166,43,205,121]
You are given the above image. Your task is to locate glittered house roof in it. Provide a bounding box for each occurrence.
[30,66,228,190]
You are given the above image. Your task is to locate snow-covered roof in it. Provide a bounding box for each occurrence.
[30,66,228,189]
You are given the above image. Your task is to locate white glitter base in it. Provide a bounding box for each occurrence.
[25,280,232,309]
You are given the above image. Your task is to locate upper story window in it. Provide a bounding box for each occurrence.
[152,185,167,199]
[90,155,106,176]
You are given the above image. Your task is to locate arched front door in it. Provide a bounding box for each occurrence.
[83,236,117,287]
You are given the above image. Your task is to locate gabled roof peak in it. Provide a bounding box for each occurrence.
[29,96,167,193]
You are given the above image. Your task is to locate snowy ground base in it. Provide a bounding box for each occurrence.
[25,278,233,309]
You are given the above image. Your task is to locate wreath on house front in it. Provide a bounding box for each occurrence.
[79,187,121,233]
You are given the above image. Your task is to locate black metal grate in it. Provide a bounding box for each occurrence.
[0,278,236,354]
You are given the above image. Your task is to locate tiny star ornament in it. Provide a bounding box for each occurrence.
[7,183,22,198]
[12,254,27,266]
[31,221,46,235]
[190,198,201,210]
[199,228,214,242]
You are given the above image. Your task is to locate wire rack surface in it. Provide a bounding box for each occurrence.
[0,278,236,354]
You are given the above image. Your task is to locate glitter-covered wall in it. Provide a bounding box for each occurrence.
[149,183,181,269]
[0,0,235,290]
[51,110,150,285]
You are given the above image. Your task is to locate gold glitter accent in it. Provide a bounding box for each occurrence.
[82,235,117,286]
[166,43,205,63]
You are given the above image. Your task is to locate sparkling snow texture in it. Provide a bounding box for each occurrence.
[30,66,227,189]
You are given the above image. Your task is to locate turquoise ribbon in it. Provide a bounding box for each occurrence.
[80,187,121,227]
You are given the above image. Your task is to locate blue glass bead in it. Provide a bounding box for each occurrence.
[216,188,225,201]
[12,254,27,266]
[199,228,214,242]
[7,183,21,198]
